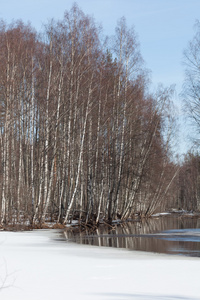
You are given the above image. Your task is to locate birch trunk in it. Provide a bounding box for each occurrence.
[42,38,53,221]
[64,74,93,224]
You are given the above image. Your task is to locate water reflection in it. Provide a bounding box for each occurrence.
[62,216,200,257]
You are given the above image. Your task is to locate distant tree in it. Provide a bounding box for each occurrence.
[183,20,200,140]
[179,21,200,212]
[178,152,200,211]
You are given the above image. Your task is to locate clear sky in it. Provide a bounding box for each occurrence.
[1,0,200,155]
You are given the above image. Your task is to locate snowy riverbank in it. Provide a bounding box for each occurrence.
[0,229,200,300]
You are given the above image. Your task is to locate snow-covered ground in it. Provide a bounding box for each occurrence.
[0,229,200,300]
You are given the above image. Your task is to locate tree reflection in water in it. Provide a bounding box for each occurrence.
[63,216,200,257]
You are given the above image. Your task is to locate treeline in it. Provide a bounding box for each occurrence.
[178,20,200,214]
[0,5,179,226]
[177,153,200,211]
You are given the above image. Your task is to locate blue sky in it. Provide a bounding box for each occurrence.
[1,0,200,155]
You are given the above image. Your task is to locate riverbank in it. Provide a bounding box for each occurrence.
[0,229,200,300]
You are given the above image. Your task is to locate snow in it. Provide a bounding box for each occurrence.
[151,212,171,217]
[0,229,200,300]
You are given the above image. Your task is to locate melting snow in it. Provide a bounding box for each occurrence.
[0,229,200,300]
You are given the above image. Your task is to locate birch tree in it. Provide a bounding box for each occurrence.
[0,6,179,226]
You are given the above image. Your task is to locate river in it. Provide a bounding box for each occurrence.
[62,214,200,257]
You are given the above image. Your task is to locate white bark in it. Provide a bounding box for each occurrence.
[43,38,53,221]
[41,58,63,222]
[64,75,93,224]
[31,58,35,218]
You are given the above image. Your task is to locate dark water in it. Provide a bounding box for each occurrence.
[62,215,200,257]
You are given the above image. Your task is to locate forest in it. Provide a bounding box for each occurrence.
[0,4,199,227]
